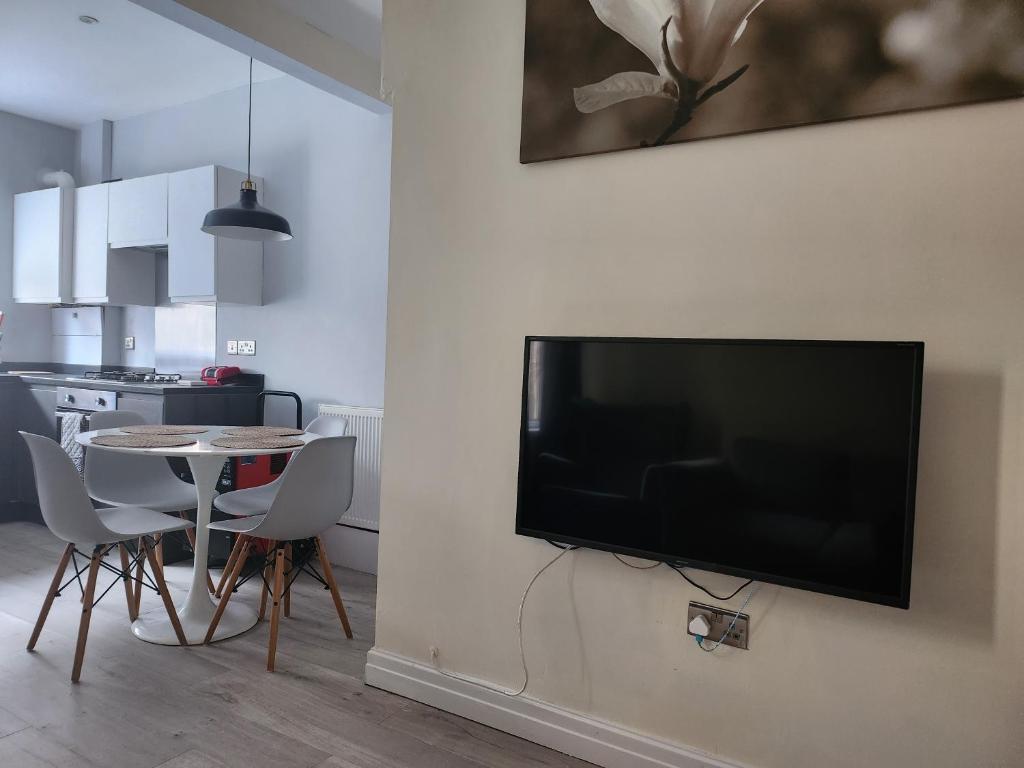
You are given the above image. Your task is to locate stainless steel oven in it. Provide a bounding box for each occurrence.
[55,387,117,471]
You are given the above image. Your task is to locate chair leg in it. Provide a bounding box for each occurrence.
[315,536,352,639]
[216,534,245,598]
[179,511,215,594]
[204,537,251,644]
[267,546,285,672]
[132,538,144,616]
[28,543,74,651]
[142,537,187,646]
[118,543,137,621]
[71,547,103,683]
[283,543,293,618]
[258,541,276,621]
[154,534,164,570]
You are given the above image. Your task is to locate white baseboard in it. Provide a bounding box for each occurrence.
[365,648,749,768]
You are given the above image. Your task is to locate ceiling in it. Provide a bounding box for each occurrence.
[267,0,382,59]
[0,0,284,129]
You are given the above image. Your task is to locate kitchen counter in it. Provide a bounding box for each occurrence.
[0,368,263,395]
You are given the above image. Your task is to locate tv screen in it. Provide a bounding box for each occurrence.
[515,338,924,608]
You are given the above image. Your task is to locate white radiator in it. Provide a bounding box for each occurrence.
[318,404,383,532]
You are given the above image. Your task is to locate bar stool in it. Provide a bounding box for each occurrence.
[213,413,348,599]
[20,432,192,682]
[85,410,215,597]
[204,435,356,671]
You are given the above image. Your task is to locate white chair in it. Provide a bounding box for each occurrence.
[20,432,191,682]
[212,413,347,597]
[85,410,215,596]
[204,435,356,671]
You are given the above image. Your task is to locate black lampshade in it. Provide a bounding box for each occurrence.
[202,185,292,242]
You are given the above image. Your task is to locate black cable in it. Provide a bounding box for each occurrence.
[670,565,752,601]
[612,553,660,570]
[546,541,752,600]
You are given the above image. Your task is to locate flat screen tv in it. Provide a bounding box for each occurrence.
[516,338,924,608]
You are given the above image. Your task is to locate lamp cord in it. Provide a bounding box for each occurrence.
[247,57,253,182]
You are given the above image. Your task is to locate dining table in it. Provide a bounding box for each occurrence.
[75,424,319,645]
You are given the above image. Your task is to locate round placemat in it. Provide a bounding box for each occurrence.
[221,426,305,437]
[120,425,209,435]
[210,436,306,450]
[91,434,198,448]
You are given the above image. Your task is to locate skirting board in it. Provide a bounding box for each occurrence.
[365,648,749,768]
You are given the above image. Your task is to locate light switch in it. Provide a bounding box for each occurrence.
[124,336,135,350]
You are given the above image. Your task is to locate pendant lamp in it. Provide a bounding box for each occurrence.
[202,59,292,242]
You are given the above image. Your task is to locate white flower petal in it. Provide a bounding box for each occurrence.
[689,0,764,84]
[573,71,677,113]
[588,0,685,76]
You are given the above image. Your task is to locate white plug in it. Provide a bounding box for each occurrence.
[688,614,711,637]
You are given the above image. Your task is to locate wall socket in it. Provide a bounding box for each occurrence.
[687,601,750,650]
[124,336,135,350]
[226,340,238,355]
[237,340,256,356]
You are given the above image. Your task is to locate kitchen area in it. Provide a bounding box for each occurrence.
[0,0,391,574]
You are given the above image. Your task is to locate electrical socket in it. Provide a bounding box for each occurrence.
[237,340,256,356]
[226,340,238,355]
[686,601,750,650]
[124,336,135,350]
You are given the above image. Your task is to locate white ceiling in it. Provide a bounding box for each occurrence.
[0,0,284,129]
[267,0,382,59]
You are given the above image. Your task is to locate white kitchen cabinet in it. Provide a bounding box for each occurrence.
[12,187,72,303]
[108,173,168,248]
[72,183,155,305]
[167,165,263,305]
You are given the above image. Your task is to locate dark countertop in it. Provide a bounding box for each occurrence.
[0,366,263,395]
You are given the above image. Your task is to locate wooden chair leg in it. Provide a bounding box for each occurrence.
[154,534,164,570]
[132,538,144,616]
[71,547,103,683]
[204,537,251,644]
[283,543,292,618]
[118,543,137,621]
[258,541,276,620]
[315,536,352,639]
[216,534,245,598]
[267,547,285,672]
[179,511,215,594]
[28,543,74,651]
[142,538,187,646]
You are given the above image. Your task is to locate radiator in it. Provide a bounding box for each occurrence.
[318,404,383,532]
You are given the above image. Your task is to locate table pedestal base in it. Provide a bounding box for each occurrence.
[132,598,258,645]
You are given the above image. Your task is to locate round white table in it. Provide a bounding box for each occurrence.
[76,425,319,646]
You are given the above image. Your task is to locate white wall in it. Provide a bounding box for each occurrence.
[0,110,76,363]
[374,3,1024,768]
[110,75,392,420]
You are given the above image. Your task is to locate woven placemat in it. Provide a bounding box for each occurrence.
[120,425,209,435]
[91,434,198,448]
[211,436,305,450]
[221,426,305,437]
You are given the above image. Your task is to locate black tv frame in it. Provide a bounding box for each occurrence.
[514,336,925,609]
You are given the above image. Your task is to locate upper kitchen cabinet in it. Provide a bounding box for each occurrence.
[168,165,263,305]
[108,173,168,248]
[72,183,155,305]
[12,187,72,304]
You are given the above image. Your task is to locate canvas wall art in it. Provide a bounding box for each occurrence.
[520,0,1024,163]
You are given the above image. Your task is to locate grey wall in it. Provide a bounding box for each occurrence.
[110,76,391,423]
[0,110,76,363]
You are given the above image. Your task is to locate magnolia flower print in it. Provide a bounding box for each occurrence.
[574,0,766,145]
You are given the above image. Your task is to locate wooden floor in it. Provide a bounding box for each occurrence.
[0,522,590,768]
